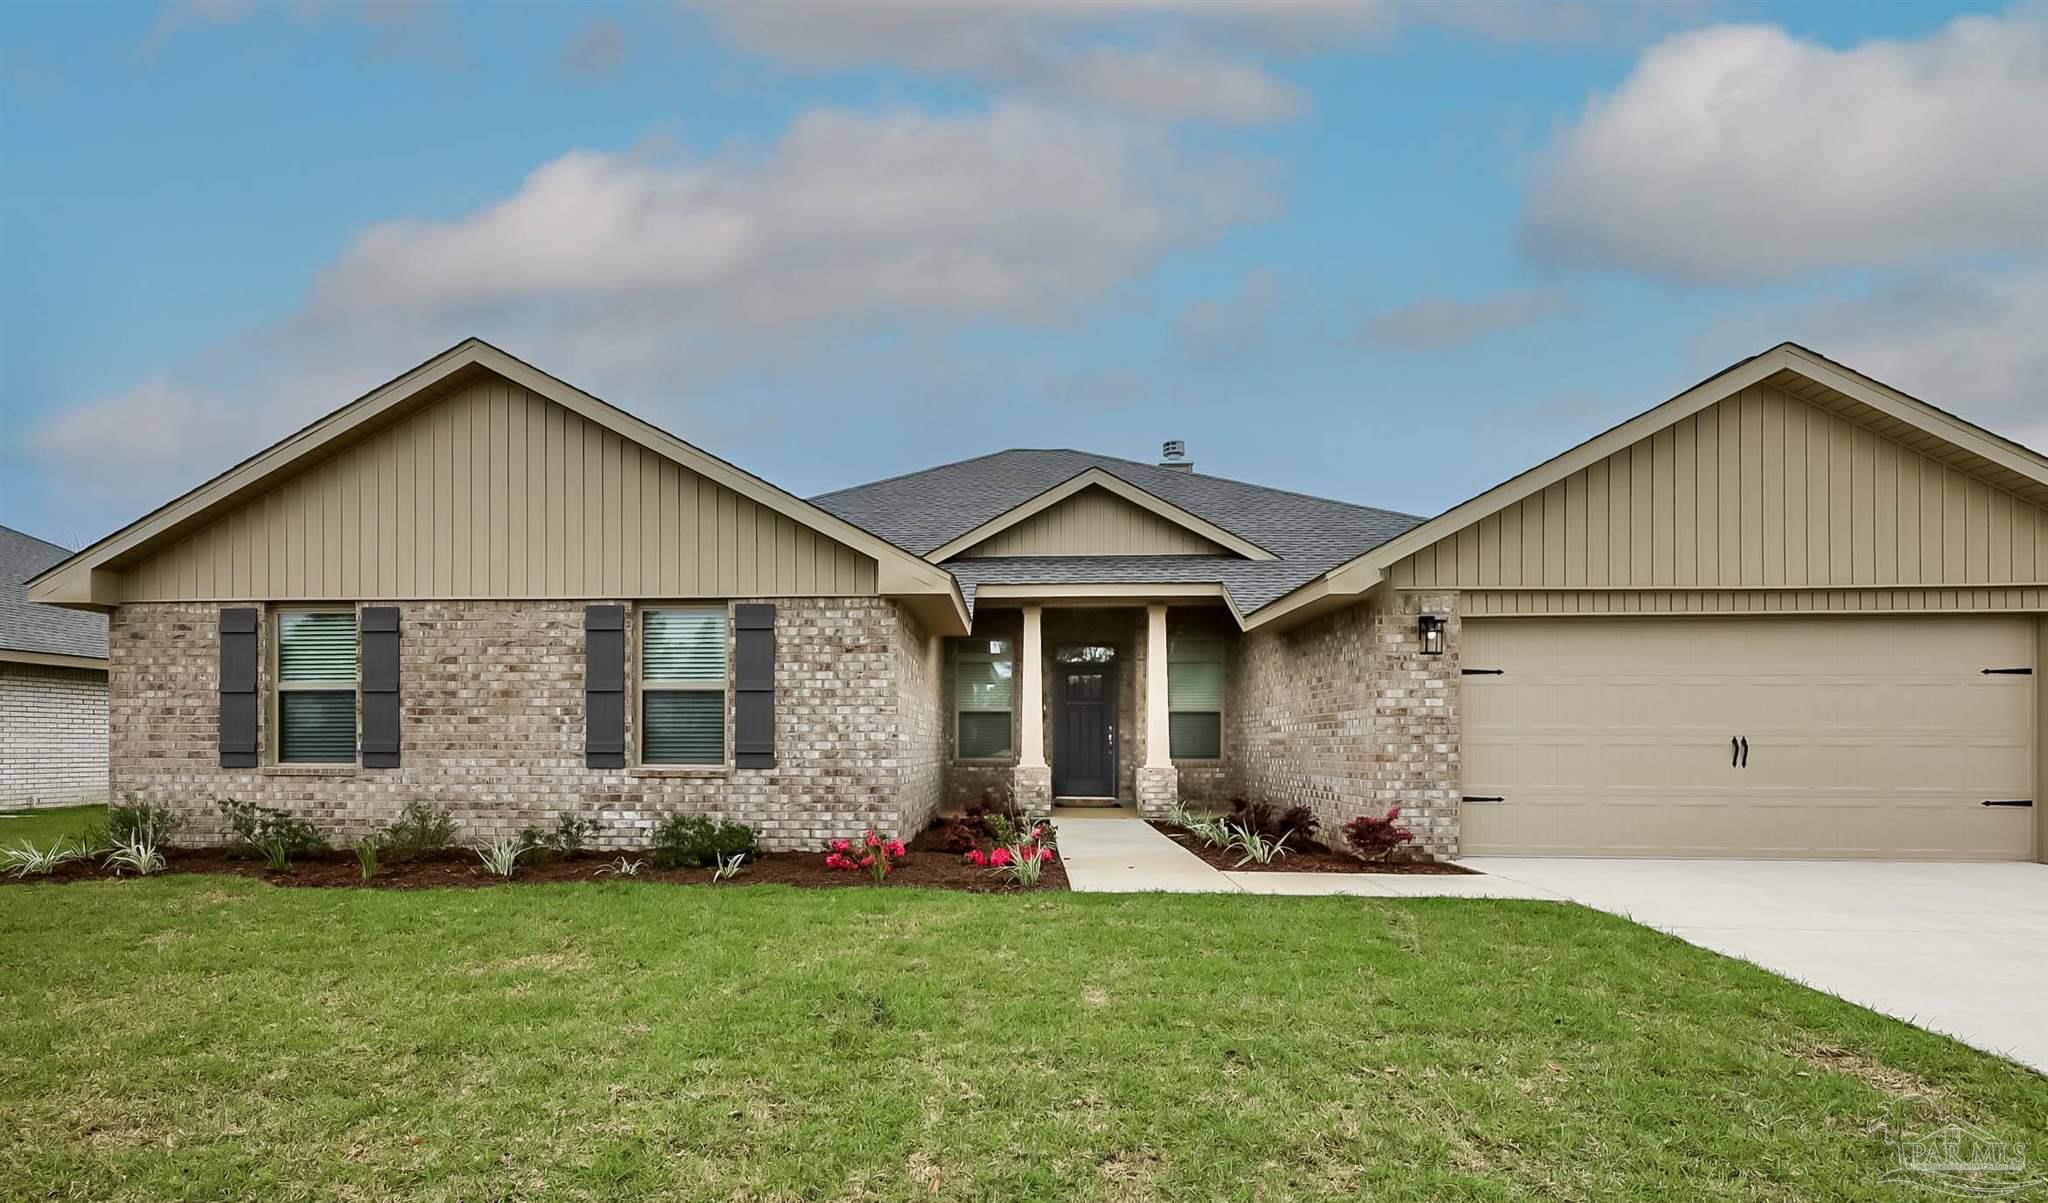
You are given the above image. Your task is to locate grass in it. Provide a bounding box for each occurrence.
[2,880,2043,1202]
[0,803,104,848]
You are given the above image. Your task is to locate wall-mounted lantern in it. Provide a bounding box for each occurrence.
[1417,614,1446,656]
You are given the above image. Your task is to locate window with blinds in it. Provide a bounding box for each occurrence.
[1167,637,1223,759]
[954,639,1014,759]
[276,609,358,763]
[641,607,727,765]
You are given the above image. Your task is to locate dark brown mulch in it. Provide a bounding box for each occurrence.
[1147,821,1474,875]
[0,845,1066,893]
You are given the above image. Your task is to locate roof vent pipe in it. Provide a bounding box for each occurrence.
[1158,440,1193,473]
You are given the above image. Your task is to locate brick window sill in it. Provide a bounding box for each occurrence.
[627,766,729,779]
[260,765,362,779]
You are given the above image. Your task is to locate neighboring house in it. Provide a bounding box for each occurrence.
[28,339,2048,862]
[1,525,109,809]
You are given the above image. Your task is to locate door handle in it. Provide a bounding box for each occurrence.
[1732,736,1740,768]
[1740,737,1749,768]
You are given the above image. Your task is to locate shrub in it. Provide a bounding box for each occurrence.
[217,799,326,871]
[475,836,527,879]
[650,815,759,869]
[1182,816,1233,848]
[595,857,645,877]
[551,812,598,855]
[103,831,166,877]
[710,853,747,883]
[923,795,1016,853]
[515,827,555,867]
[108,796,182,847]
[824,829,907,882]
[0,837,85,878]
[1227,799,1318,843]
[1342,808,1414,863]
[381,801,457,860]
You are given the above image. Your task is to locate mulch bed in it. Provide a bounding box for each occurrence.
[1147,821,1473,875]
[0,843,1067,893]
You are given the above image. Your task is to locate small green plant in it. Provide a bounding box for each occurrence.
[382,801,457,860]
[108,796,182,846]
[1183,816,1232,848]
[710,852,747,882]
[475,837,528,879]
[650,815,759,869]
[1165,797,1205,828]
[595,857,645,877]
[515,827,555,867]
[1225,822,1292,868]
[551,812,598,855]
[353,836,381,882]
[218,799,326,871]
[0,837,85,878]
[103,831,166,877]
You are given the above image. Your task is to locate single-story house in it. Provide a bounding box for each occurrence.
[2,525,109,809]
[28,339,2047,861]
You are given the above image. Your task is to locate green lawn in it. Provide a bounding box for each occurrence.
[0,804,104,848]
[2,880,2042,1202]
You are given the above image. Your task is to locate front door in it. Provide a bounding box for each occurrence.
[1053,660,1118,798]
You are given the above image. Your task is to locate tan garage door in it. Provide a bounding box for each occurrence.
[1460,615,2036,859]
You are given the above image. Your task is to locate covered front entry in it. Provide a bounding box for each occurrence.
[1460,614,2037,859]
[1052,648,1118,798]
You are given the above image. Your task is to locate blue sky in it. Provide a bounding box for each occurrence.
[4,0,2043,549]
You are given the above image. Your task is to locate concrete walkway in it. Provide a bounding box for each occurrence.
[1464,857,2048,1073]
[1050,813,1558,899]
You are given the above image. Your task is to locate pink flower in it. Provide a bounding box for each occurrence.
[884,840,907,859]
[964,849,987,866]
[858,854,874,868]
[831,839,852,854]
[989,847,1014,867]
[865,832,882,848]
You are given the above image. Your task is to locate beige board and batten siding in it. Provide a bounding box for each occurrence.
[119,376,879,602]
[1389,383,2048,615]
[955,486,1229,558]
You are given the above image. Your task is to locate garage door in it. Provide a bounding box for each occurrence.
[1460,615,2036,859]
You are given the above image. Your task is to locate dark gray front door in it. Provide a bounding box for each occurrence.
[1053,663,1117,797]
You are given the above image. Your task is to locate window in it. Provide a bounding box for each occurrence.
[641,607,728,764]
[276,609,358,763]
[1167,637,1223,759]
[954,639,1015,758]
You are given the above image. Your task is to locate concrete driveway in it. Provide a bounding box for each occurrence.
[1462,858,2048,1073]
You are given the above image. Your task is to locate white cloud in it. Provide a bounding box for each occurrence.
[686,0,1371,124]
[1523,10,2048,282]
[30,102,1269,503]
[1355,287,1570,350]
[1702,260,2048,452]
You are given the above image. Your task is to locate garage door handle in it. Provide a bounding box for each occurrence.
[1981,667,2033,675]
[1732,737,1740,767]
[1739,737,1749,768]
[1983,799,2033,808]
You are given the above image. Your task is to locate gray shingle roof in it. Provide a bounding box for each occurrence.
[0,526,108,662]
[811,449,1424,616]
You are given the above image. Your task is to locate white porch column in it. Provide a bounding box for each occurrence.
[1136,604,1180,816]
[1144,604,1171,768]
[1018,606,1046,769]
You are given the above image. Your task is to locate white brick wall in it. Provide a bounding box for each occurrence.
[0,661,110,808]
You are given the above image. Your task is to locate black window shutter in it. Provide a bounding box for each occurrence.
[585,605,626,769]
[360,607,402,768]
[218,608,260,768]
[733,603,775,769]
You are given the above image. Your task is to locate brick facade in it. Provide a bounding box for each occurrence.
[109,597,942,851]
[1229,591,1461,858]
[0,661,109,808]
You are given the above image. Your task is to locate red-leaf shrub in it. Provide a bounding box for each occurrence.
[1227,798,1320,842]
[1342,808,1413,862]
